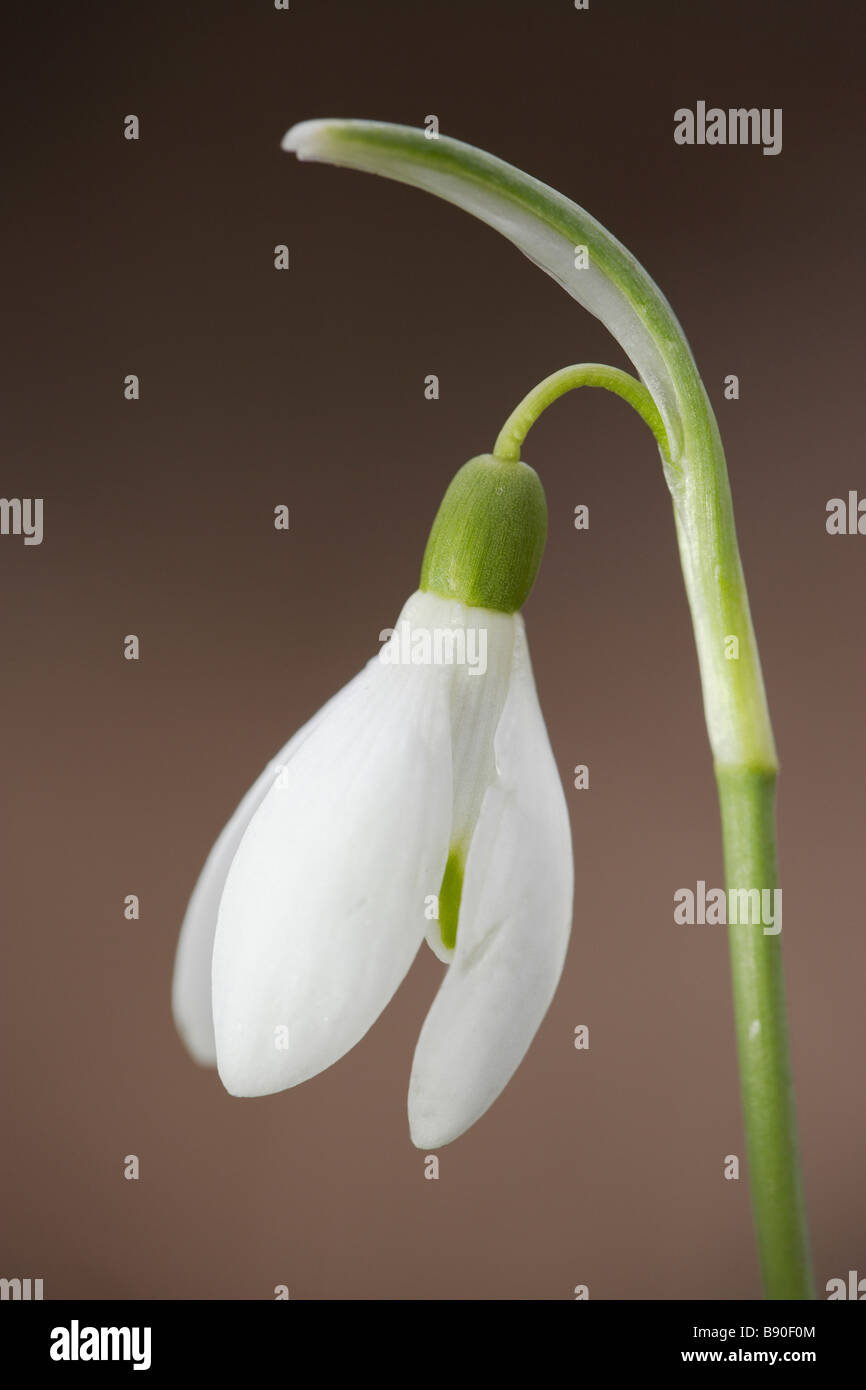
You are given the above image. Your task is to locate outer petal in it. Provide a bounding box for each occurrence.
[213,593,454,1097]
[408,617,573,1148]
[171,675,364,1066]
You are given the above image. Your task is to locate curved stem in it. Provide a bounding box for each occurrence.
[492,362,673,466]
[495,361,813,1299]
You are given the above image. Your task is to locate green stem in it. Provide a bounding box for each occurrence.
[496,364,814,1299]
[717,767,814,1299]
[492,363,673,467]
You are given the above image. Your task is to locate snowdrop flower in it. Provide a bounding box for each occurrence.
[172,453,573,1147]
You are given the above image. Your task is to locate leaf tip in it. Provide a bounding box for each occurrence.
[281,118,334,159]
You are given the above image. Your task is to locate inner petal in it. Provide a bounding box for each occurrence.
[423,600,515,961]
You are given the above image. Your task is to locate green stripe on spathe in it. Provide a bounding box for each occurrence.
[438,846,465,952]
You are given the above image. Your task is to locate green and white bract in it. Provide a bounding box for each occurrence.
[172,589,573,1148]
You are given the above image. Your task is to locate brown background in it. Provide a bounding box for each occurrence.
[2,0,863,1299]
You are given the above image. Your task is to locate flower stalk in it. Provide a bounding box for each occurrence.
[283,118,813,1297]
[493,362,671,468]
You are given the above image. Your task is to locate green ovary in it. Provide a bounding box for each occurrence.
[438,847,465,952]
[420,454,547,614]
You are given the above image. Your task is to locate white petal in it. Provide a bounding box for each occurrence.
[171,676,363,1066]
[213,592,454,1097]
[409,616,574,1148]
[416,601,516,964]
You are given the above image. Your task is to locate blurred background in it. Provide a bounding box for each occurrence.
[2,0,863,1298]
